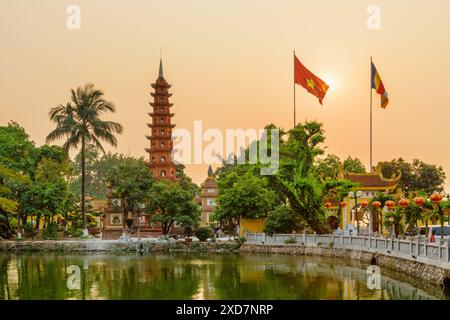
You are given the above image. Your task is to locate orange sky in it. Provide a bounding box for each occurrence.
[1,0,450,189]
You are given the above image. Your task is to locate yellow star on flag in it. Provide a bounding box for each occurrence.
[306,78,316,90]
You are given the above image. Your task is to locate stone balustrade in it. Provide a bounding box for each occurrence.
[244,231,450,265]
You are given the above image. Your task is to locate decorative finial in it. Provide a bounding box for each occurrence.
[158,59,164,79]
[208,165,214,177]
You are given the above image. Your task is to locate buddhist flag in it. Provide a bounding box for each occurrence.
[294,55,329,105]
[371,61,389,109]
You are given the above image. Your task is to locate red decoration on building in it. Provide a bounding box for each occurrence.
[430,193,443,204]
[371,201,381,209]
[339,201,347,208]
[146,60,177,180]
[325,202,332,209]
[360,200,369,209]
[385,200,395,210]
[399,199,410,209]
[414,197,425,207]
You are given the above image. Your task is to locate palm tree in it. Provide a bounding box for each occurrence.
[46,84,123,236]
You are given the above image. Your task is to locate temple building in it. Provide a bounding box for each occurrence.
[145,59,177,180]
[326,164,401,234]
[196,166,218,224]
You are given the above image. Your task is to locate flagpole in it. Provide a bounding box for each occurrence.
[293,49,296,127]
[370,56,373,173]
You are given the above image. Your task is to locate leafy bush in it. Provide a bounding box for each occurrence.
[264,205,306,235]
[195,226,214,242]
[43,223,58,240]
[285,236,297,244]
[88,221,98,229]
[8,217,18,230]
[70,228,83,238]
[24,221,33,233]
[236,236,247,244]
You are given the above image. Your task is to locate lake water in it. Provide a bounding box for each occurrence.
[0,252,448,300]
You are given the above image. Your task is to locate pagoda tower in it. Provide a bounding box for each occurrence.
[146,60,177,179]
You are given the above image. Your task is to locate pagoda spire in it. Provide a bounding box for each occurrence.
[208,165,214,177]
[159,59,164,79]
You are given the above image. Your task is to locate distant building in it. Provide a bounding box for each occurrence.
[197,166,218,224]
[101,187,124,240]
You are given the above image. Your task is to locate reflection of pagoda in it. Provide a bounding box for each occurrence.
[145,59,177,179]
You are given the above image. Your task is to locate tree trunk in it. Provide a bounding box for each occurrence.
[81,136,87,236]
[162,222,168,235]
[17,210,21,239]
[122,197,127,236]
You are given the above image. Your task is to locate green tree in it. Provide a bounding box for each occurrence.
[314,154,342,181]
[343,156,366,174]
[0,165,29,238]
[0,122,35,172]
[268,122,351,234]
[147,181,200,235]
[104,154,155,234]
[176,164,199,196]
[411,159,446,193]
[46,84,123,236]
[379,158,445,193]
[21,158,73,235]
[264,205,306,235]
[212,121,357,234]
[212,171,278,229]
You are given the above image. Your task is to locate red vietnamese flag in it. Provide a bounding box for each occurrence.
[294,55,329,105]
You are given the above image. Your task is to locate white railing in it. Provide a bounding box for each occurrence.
[243,231,450,264]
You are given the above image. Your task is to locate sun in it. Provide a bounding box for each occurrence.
[322,75,336,92]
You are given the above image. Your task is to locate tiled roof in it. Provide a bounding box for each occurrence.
[343,173,399,188]
[202,177,217,188]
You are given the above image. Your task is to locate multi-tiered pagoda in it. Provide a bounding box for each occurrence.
[146,60,177,179]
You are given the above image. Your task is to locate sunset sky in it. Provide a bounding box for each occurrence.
[1,0,450,188]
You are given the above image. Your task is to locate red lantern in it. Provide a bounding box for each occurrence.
[325,202,332,209]
[430,193,443,204]
[399,199,410,209]
[385,200,395,210]
[372,201,381,209]
[340,201,347,208]
[414,197,425,207]
[360,200,369,209]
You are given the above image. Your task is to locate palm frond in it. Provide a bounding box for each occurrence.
[47,84,123,154]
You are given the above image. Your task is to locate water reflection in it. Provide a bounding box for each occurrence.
[0,253,448,300]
